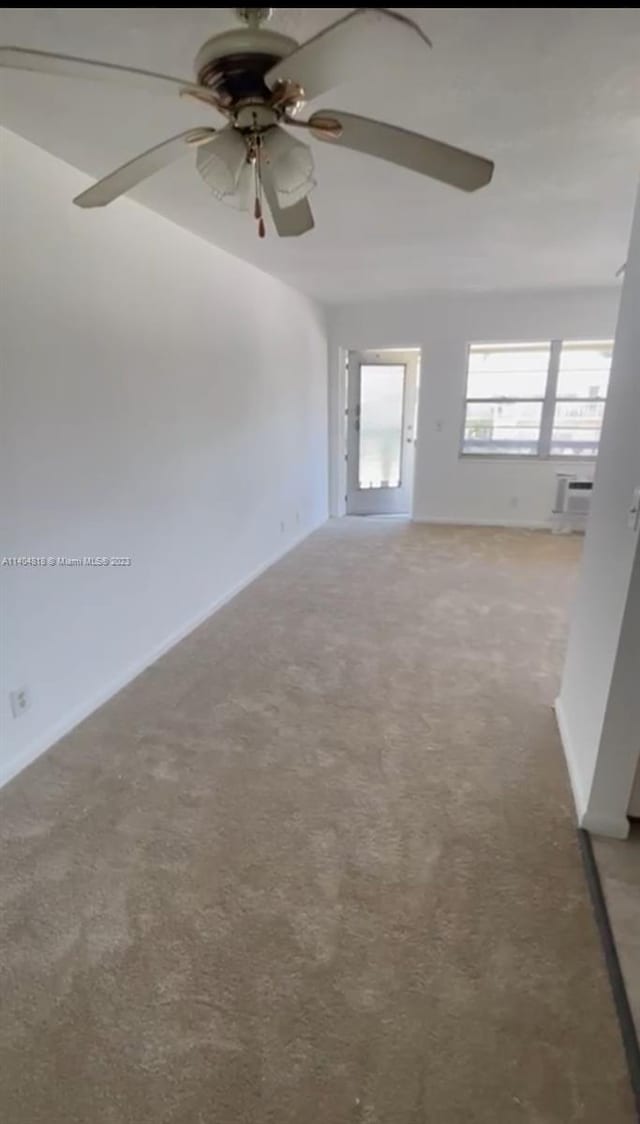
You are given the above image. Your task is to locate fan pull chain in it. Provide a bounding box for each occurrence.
[254,138,265,239]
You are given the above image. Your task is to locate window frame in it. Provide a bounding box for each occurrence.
[459,338,611,461]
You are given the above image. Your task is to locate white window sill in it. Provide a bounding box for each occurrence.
[459,453,597,463]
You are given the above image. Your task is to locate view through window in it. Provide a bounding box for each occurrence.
[462,340,613,457]
[358,364,405,489]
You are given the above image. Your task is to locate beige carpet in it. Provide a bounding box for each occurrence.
[0,519,633,1123]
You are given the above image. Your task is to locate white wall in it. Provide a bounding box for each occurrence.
[556,183,640,838]
[590,545,640,823]
[0,128,328,785]
[328,287,620,525]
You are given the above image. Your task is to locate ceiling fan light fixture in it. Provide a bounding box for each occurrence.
[262,126,315,208]
[196,127,250,207]
[0,8,494,236]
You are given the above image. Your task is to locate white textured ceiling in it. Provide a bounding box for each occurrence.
[1,7,639,302]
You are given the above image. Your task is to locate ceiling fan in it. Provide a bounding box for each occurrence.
[0,7,495,238]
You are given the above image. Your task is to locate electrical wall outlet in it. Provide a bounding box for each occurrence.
[10,686,30,718]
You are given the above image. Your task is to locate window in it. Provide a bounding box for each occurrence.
[463,342,550,456]
[461,339,613,458]
[551,341,611,457]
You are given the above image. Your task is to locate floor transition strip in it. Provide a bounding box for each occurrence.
[578,828,640,1120]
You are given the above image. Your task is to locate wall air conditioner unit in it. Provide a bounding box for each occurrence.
[552,473,593,534]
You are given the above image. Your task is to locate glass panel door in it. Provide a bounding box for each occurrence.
[358,364,406,489]
[346,349,420,515]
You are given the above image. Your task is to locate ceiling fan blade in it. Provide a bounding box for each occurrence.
[260,166,314,238]
[308,110,494,192]
[73,129,216,208]
[265,9,431,103]
[0,45,207,98]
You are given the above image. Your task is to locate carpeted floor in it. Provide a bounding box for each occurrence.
[0,519,634,1123]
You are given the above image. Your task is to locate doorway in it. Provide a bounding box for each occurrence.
[346,349,420,515]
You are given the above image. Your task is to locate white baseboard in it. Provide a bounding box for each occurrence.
[413,516,552,530]
[554,696,629,840]
[0,524,321,791]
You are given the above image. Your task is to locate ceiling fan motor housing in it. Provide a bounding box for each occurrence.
[193,26,298,108]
